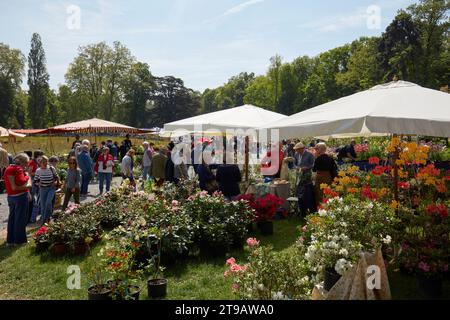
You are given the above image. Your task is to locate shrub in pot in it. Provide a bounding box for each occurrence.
[145,229,168,299]
[99,240,142,300]
[224,237,312,300]
[33,225,50,253]
[397,201,449,299]
[87,267,111,300]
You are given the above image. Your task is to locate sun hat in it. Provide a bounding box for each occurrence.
[294,142,305,150]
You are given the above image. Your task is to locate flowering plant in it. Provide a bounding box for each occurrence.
[235,193,284,222]
[397,201,450,278]
[224,238,312,300]
[183,191,254,253]
[298,195,399,282]
[33,226,49,244]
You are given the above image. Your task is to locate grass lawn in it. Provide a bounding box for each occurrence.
[1,218,449,300]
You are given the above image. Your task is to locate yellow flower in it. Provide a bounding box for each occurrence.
[390,200,399,209]
[335,185,344,192]
[320,183,329,190]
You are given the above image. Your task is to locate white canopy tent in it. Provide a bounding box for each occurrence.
[163,104,287,180]
[164,104,287,133]
[263,81,450,139]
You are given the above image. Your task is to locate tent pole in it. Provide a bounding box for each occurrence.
[392,134,400,213]
[9,135,16,154]
[245,136,249,182]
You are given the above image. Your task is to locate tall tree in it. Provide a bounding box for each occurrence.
[408,0,450,87]
[244,76,274,110]
[268,55,282,108]
[65,41,134,120]
[378,11,422,82]
[336,37,382,92]
[28,33,49,128]
[0,43,25,127]
[150,76,200,126]
[121,62,154,127]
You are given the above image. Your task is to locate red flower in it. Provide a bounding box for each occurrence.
[361,185,378,200]
[369,157,380,165]
[34,226,48,237]
[398,182,410,189]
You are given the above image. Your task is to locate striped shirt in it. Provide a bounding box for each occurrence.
[34,166,59,188]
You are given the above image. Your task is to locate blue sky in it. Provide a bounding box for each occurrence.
[0,0,418,92]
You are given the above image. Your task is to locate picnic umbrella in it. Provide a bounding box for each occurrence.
[263,81,450,139]
[0,126,26,154]
[164,104,287,180]
[46,118,151,134]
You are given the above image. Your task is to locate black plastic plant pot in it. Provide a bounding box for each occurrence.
[257,220,273,236]
[147,278,168,299]
[324,267,341,292]
[416,274,443,299]
[88,285,112,300]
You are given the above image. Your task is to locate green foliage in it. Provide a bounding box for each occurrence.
[27,33,49,129]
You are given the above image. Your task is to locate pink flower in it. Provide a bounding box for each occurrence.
[200,190,209,196]
[246,237,260,247]
[230,264,244,273]
[302,225,307,232]
[171,200,179,207]
[226,257,236,266]
[223,270,229,278]
[232,283,240,292]
[418,261,430,272]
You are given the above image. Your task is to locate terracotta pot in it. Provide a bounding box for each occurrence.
[51,243,68,256]
[73,243,90,255]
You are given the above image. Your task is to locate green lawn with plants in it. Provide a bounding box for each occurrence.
[1,218,449,300]
[0,219,301,300]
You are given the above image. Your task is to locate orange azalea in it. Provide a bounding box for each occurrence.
[347,187,359,194]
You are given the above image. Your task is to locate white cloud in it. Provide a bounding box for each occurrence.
[223,0,265,16]
[203,0,265,25]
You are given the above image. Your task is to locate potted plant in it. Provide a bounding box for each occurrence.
[33,225,50,252]
[145,229,167,299]
[87,267,112,300]
[99,241,142,300]
[253,194,283,236]
[397,202,449,299]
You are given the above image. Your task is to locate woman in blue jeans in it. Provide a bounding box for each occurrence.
[96,147,114,195]
[34,156,60,225]
[4,153,32,246]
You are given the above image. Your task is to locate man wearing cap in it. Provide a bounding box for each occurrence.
[293,142,316,216]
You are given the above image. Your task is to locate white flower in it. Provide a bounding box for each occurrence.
[382,235,392,244]
[339,248,348,256]
[335,258,351,275]
[272,291,285,300]
[318,209,327,216]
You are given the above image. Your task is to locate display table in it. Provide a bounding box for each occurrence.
[269,182,290,211]
[312,249,391,300]
[246,180,291,212]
